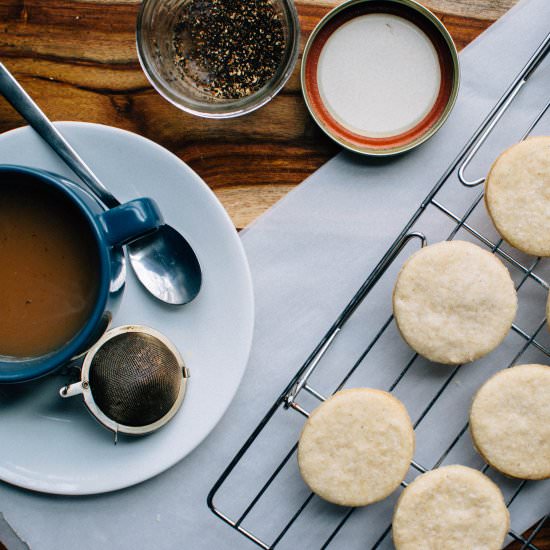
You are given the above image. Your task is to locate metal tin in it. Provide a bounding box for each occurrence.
[301,0,460,156]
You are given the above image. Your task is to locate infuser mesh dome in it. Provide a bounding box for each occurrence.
[89,331,182,427]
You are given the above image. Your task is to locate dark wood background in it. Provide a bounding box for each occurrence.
[0,0,547,548]
[0,0,523,230]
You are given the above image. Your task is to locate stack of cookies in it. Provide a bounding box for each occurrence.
[296,137,550,549]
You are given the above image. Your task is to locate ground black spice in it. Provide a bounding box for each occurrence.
[173,0,285,100]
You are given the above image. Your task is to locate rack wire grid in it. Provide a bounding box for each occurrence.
[208,33,550,550]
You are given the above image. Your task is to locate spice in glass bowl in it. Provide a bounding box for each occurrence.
[172,0,286,100]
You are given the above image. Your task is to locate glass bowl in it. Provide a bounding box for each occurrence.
[136,0,301,119]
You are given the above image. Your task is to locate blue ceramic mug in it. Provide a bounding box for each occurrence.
[0,165,163,383]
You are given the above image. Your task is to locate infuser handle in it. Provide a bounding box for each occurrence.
[59,382,85,399]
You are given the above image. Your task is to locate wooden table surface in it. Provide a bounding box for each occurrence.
[0,0,548,548]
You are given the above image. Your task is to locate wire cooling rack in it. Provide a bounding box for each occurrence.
[208,33,550,550]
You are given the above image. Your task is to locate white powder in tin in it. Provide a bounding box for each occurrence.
[317,13,441,137]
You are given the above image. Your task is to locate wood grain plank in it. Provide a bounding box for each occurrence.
[0,0,514,227]
[421,0,517,19]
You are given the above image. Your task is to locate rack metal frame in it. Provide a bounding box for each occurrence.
[208,33,550,550]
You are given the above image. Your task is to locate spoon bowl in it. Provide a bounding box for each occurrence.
[128,225,202,305]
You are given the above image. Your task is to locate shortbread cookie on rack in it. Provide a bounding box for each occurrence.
[470,364,550,480]
[392,465,509,550]
[392,240,517,365]
[297,388,414,507]
[485,136,550,257]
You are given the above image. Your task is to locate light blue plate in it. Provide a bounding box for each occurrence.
[0,122,254,495]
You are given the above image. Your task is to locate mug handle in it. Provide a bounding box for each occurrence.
[98,198,163,247]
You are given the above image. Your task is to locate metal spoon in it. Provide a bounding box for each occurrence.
[0,62,202,305]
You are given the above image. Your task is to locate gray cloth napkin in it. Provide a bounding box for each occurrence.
[1,0,549,548]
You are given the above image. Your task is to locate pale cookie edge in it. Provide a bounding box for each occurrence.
[469,364,550,481]
[297,388,415,507]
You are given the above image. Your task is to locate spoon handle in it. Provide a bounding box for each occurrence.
[0,62,120,209]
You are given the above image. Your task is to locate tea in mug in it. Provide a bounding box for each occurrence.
[0,176,100,357]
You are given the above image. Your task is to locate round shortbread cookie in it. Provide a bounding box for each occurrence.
[485,136,550,257]
[392,240,517,365]
[392,465,509,550]
[297,388,414,507]
[470,364,550,480]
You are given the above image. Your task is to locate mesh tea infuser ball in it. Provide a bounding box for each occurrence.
[60,325,189,436]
